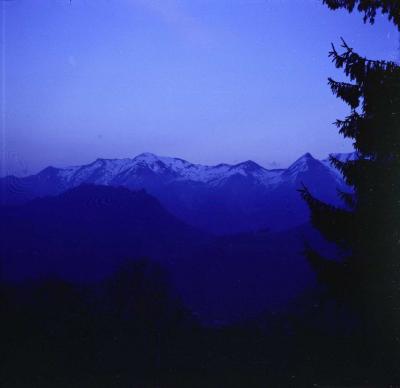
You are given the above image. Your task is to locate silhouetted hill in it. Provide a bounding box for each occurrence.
[0,184,338,322]
[0,184,206,282]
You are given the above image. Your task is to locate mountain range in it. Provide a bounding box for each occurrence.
[0,152,352,234]
[0,151,350,321]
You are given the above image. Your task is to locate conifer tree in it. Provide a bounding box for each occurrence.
[322,0,400,27]
[300,0,400,367]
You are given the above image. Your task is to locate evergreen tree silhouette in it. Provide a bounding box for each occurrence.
[300,0,400,377]
[322,0,400,27]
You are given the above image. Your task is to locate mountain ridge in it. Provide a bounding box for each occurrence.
[2,151,354,182]
[0,151,353,234]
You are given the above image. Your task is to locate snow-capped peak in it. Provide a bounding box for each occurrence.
[133,152,192,171]
[285,152,317,174]
[27,151,350,191]
[133,152,162,162]
[232,160,263,172]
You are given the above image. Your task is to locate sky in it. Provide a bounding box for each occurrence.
[1,0,399,176]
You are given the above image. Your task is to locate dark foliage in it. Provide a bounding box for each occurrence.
[301,1,400,381]
[0,261,388,387]
[0,186,392,385]
[322,0,400,29]
[0,259,191,387]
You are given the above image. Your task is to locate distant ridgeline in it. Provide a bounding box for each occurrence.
[0,151,353,234]
[0,152,349,322]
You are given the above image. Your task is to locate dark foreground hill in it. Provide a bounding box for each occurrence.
[0,184,205,281]
[1,185,394,386]
[0,184,331,322]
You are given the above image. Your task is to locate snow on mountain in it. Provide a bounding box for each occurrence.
[2,151,353,190]
[0,151,353,234]
[54,152,285,189]
[282,153,322,180]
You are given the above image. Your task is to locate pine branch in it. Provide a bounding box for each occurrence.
[329,39,398,85]
[329,155,345,172]
[322,0,356,12]
[333,112,362,139]
[329,156,376,190]
[298,184,354,247]
[323,1,400,30]
[328,78,361,109]
[333,158,384,192]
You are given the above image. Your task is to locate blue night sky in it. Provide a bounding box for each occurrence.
[1,0,399,176]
